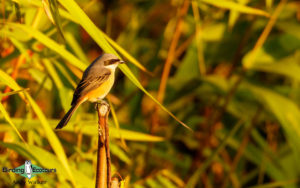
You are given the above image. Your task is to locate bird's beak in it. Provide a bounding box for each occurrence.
[119,60,125,64]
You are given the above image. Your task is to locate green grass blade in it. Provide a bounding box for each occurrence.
[0,119,165,142]
[0,88,29,98]
[0,70,23,90]
[0,70,76,186]
[266,0,273,9]
[49,2,151,74]
[119,64,192,131]
[13,2,22,22]
[108,100,127,149]
[48,0,65,41]
[1,142,94,185]
[43,59,71,111]
[58,0,115,53]
[69,124,165,142]
[29,69,53,90]
[110,144,131,164]
[53,0,150,74]
[65,32,89,63]
[245,82,300,168]
[200,0,270,17]
[0,103,27,145]
[247,54,300,81]
[43,59,63,88]
[9,37,30,62]
[25,94,76,186]
[6,23,87,71]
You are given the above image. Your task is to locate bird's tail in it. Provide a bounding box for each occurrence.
[56,102,81,129]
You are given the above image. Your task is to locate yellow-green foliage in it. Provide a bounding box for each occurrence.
[1,0,300,187]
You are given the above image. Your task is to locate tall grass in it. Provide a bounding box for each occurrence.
[1,0,300,187]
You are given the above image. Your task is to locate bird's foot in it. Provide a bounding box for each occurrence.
[94,100,110,111]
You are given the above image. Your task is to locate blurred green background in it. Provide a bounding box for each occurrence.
[1,0,300,187]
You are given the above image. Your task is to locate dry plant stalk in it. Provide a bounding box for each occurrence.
[111,177,120,188]
[96,101,113,188]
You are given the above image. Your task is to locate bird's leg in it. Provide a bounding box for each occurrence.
[100,99,109,108]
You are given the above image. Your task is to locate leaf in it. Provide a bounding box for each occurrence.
[170,43,200,87]
[65,32,89,63]
[157,174,177,188]
[161,170,185,187]
[43,59,63,88]
[0,88,29,98]
[0,70,76,185]
[6,23,87,70]
[245,82,300,173]
[0,70,26,99]
[25,94,77,185]
[110,144,131,164]
[266,0,273,9]
[200,0,270,17]
[202,23,226,41]
[29,69,53,90]
[48,0,65,40]
[276,21,300,40]
[0,118,165,142]
[43,59,71,111]
[42,0,54,23]
[13,2,22,22]
[13,0,42,7]
[73,124,165,142]
[1,142,93,185]
[228,10,240,29]
[9,36,31,62]
[120,64,192,131]
[0,103,27,144]
[57,0,115,53]
[46,1,150,74]
[249,56,300,81]
[109,100,127,149]
[53,60,77,88]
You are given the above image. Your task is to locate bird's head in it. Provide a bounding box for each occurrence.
[100,53,125,70]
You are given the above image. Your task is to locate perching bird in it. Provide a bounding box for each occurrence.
[56,53,124,129]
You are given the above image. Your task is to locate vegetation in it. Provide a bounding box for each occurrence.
[1,0,300,187]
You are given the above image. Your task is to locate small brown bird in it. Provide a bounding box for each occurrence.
[56,53,124,129]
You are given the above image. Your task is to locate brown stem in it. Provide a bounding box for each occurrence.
[150,0,189,136]
[111,177,119,188]
[157,0,190,104]
[96,101,111,188]
[105,112,111,188]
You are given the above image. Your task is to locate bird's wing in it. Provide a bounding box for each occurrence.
[71,69,111,105]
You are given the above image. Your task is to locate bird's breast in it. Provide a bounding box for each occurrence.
[86,74,115,102]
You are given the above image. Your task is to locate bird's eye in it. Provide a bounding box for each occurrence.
[104,59,120,66]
